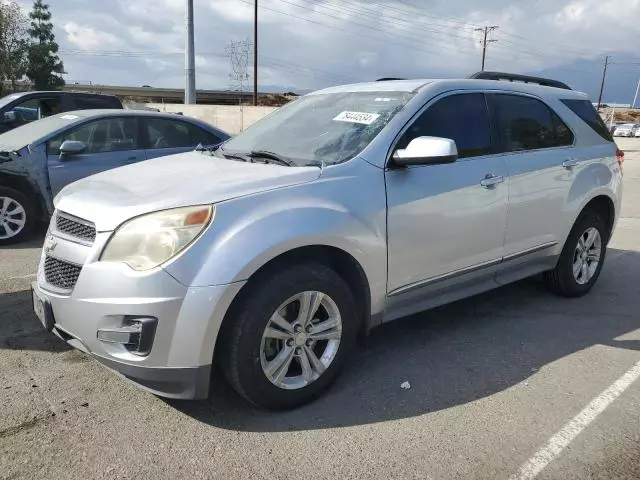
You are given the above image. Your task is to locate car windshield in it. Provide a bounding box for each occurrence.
[221,91,415,166]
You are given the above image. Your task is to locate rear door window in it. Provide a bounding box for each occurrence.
[397,93,494,158]
[489,94,573,152]
[144,118,222,149]
[560,99,614,141]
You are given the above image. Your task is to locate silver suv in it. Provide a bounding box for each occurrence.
[32,72,624,409]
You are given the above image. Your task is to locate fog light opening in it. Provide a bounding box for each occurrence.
[96,317,157,356]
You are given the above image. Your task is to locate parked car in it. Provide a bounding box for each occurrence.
[0,110,230,244]
[0,91,123,134]
[31,73,623,409]
[613,123,640,137]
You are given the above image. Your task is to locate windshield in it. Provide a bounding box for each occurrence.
[221,91,415,166]
[0,112,84,150]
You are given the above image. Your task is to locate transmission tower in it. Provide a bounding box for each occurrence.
[225,39,252,103]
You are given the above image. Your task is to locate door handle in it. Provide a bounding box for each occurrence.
[126,156,139,162]
[480,174,504,188]
[562,158,579,169]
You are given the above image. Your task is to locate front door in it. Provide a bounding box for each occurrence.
[46,116,144,197]
[385,92,508,305]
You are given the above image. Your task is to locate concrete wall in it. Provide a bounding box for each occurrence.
[145,103,278,135]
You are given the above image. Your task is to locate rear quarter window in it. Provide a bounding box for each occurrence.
[560,99,613,142]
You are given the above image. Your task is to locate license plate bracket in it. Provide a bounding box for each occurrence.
[31,285,54,332]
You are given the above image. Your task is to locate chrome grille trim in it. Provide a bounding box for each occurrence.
[43,255,83,291]
[55,212,96,243]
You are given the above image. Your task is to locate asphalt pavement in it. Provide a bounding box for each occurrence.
[1,138,640,480]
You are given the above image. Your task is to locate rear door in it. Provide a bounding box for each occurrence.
[141,117,225,160]
[46,116,144,196]
[487,93,575,277]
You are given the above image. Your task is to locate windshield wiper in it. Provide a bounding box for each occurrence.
[203,145,252,162]
[248,150,295,167]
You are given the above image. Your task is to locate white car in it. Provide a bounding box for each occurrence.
[613,123,640,137]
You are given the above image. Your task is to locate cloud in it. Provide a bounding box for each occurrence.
[11,0,638,95]
[63,22,123,50]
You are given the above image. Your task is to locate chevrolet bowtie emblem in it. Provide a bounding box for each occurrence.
[44,235,57,254]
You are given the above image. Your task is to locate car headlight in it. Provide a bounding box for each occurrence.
[101,205,214,271]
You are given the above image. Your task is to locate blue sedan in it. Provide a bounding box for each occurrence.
[0,109,230,244]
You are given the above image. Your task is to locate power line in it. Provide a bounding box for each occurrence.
[239,0,482,59]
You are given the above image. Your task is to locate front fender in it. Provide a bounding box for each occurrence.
[164,164,388,315]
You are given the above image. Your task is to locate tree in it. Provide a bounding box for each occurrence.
[26,0,64,90]
[0,1,29,96]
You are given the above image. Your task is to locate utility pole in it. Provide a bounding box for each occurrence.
[475,25,499,72]
[596,55,610,111]
[632,76,640,109]
[185,0,196,104]
[253,0,258,106]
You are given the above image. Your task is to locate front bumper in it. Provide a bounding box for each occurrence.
[34,229,245,399]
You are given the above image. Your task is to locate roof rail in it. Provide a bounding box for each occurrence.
[468,71,572,90]
[376,77,406,81]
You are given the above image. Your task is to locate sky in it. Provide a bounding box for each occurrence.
[12,0,640,103]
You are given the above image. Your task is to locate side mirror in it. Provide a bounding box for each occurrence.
[3,111,16,123]
[59,140,87,157]
[392,137,458,167]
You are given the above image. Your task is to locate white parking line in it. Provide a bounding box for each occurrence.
[510,360,640,480]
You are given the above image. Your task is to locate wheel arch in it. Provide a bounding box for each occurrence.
[0,172,47,221]
[579,194,616,242]
[214,244,373,363]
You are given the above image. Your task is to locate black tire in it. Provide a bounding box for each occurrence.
[544,210,608,297]
[0,186,36,246]
[220,263,359,410]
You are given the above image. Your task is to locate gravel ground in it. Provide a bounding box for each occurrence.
[1,138,639,480]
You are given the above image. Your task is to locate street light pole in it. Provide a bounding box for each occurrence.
[185,0,196,104]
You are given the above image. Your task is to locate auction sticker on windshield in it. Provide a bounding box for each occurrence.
[333,111,381,125]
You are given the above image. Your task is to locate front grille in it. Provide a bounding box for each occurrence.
[44,256,82,290]
[55,213,96,243]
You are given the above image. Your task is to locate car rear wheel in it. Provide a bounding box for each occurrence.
[544,210,607,297]
[220,263,358,410]
[0,186,35,246]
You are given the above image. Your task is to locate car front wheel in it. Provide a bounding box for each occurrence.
[220,263,359,409]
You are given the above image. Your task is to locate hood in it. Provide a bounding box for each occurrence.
[55,151,321,231]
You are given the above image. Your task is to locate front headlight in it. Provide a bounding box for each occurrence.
[101,205,214,271]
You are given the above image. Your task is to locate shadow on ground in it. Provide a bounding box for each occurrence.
[0,230,46,251]
[0,289,71,353]
[170,248,640,431]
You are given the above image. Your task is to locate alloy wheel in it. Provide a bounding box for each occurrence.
[0,196,27,240]
[260,291,342,390]
[572,227,602,285]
